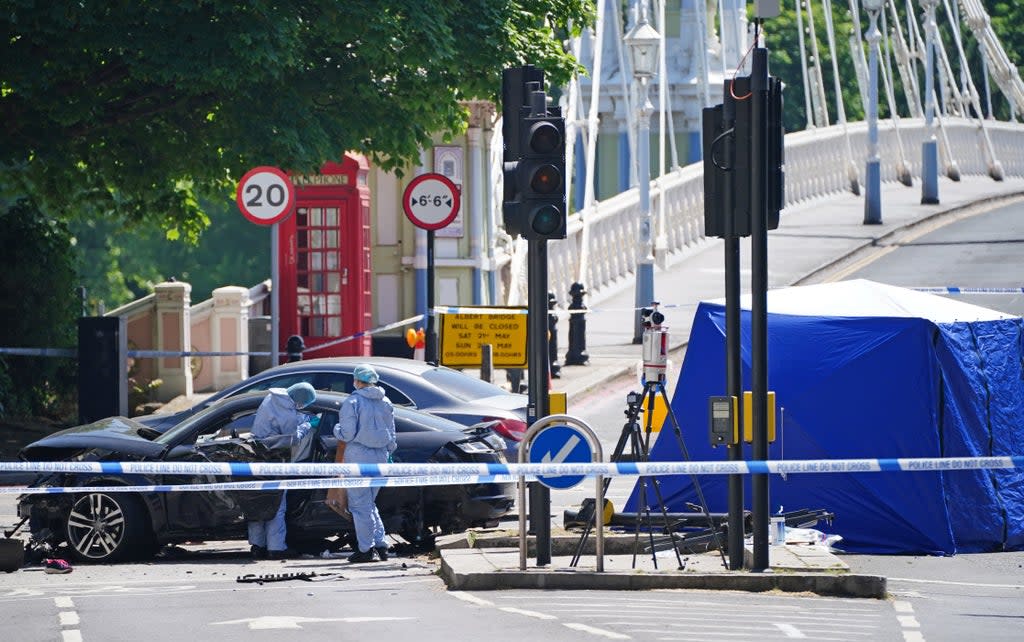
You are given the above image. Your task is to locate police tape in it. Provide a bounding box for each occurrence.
[0,474,524,495]
[911,287,1024,294]
[436,303,700,319]
[1,456,1023,480]
[303,314,426,354]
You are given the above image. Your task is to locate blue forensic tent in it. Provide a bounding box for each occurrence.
[631,279,1024,554]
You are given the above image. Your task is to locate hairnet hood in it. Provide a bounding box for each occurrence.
[286,382,316,409]
[352,364,379,384]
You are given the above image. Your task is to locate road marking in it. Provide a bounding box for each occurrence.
[61,631,82,642]
[59,611,80,626]
[499,606,558,620]
[773,622,807,638]
[897,615,921,628]
[448,591,494,607]
[891,576,1024,589]
[55,597,75,608]
[541,435,581,464]
[211,615,413,630]
[1,588,44,598]
[562,622,631,639]
[892,599,925,641]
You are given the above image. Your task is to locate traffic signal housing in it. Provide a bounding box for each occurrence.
[501,66,543,239]
[516,105,567,240]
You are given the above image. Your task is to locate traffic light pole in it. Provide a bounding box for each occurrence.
[750,46,771,573]
[502,65,564,567]
[527,238,552,565]
[722,80,745,572]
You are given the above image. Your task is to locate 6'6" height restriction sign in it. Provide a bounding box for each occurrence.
[402,173,460,230]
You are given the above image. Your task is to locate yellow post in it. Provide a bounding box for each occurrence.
[743,391,776,443]
[549,391,567,415]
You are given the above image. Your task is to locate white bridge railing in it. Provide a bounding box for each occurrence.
[508,118,1024,307]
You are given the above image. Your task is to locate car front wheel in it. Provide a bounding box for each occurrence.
[64,492,149,563]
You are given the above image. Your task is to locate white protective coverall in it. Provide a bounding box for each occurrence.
[247,387,313,552]
[333,385,397,555]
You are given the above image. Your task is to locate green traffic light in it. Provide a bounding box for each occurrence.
[530,204,562,236]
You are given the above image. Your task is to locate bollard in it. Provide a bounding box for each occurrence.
[547,292,561,379]
[481,344,493,383]
[506,368,524,394]
[286,335,305,362]
[565,282,590,365]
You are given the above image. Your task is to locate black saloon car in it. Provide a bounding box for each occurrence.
[17,391,514,563]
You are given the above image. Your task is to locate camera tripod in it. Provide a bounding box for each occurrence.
[570,304,726,570]
[570,381,725,570]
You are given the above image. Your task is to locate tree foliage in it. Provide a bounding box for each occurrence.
[0,201,78,418]
[0,1,595,415]
[1,1,594,240]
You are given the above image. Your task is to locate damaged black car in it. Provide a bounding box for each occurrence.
[16,391,514,563]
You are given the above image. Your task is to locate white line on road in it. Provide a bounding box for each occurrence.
[498,606,558,620]
[448,591,494,607]
[892,599,925,642]
[897,615,921,628]
[210,615,413,630]
[59,611,80,627]
[773,622,807,638]
[61,631,82,642]
[891,576,1024,589]
[562,622,631,639]
[54,597,75,609]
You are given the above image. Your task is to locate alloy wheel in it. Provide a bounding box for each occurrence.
[66,493,128,560]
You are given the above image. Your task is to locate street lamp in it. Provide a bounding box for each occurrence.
[625,2,661,343]
[920,0,940,204]
[862,0,884,224]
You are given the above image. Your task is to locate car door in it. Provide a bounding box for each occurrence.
[159,405,261,537]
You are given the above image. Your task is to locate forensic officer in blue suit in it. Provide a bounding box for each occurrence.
[247,382,316,559]
[333,364,397,562]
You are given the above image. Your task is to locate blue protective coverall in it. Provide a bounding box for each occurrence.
[247,389,312,552]
[333,386,398,553]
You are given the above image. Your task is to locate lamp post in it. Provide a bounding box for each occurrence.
[920,0,940,204]
[625,2,661,343]
[862,0,884,224]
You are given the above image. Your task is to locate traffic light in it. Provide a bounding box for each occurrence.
[501,66,566,241]
[702,74,784,239]
[516,96,567,240]
[501,66,542,239]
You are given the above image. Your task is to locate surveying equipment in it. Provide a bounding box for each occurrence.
[640,303,668,383]
[570,307,727,569]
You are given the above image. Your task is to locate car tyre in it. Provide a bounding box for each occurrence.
[64,492,150,563]
[398,528,436,553]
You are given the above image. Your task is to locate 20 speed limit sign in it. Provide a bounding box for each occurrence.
[402,173,460,230]
[236,166,296,225]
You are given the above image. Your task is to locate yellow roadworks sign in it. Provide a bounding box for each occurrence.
[439,308,528,368]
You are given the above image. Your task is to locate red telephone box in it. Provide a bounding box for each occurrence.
[278,153,372,358]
